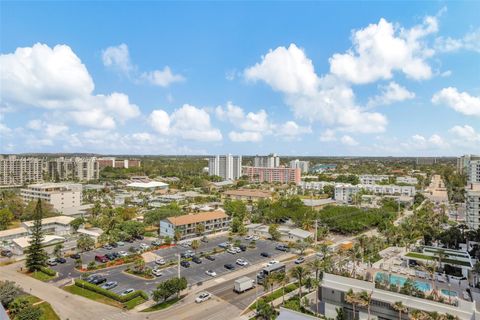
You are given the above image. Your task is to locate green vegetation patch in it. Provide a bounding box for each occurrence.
[63,285,124,308]
[141,296,184,312]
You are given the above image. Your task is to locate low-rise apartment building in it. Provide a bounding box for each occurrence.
[223,189,273,202]
[159,210,231,240]
[22,216,75,236]
[0,155,44,187]
[20,183,82,211]
[359,175,390,185]
[97,157,141,169]
[319,273,475,320]
[334,183,416,204]
[299,181,334,191]
[396,176,418,185]
[242,166,301,185]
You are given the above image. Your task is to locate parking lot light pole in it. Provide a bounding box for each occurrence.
[177,253,180,278]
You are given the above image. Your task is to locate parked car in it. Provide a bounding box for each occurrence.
[155,257,165,265]
[100,281,117,290]
[316,252,325,259]
[267,260,280,266]
[260,252,271,258]
[1,250,13,257]
[180,261,190,268]
[236,258,248,266]
[205,270,217,277]
[275,244,289,252]
[218,242,230,248]
[120,288,135,296]
[151,239,162,246]
[109,242,118,248]
[152,268,163,277]
[116,241,125,246]
[135,235,144,240]
[95,255,108,263]
[140,243,150,250]
[227,248,237,254]
[245,235,253,240]
[239,244,247,251]
[69,253,81,259]
[105,253,117,261]
[195,292,211,303]
[192,256,202,264]
[56,257,67,264]
[294,257,305,264]
[46,258,57,266]
[125,238,134,243]
[118,251,128,257]
[205,255,215,261]
[103,244,113,250]
[85,274,101,283]
[252,236,259,241]
[224,263,235,270]
[201,236,208,243]
[90,276,107,285]
[233,247,242,253]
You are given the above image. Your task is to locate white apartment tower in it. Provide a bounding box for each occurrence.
[466,183,480,230]
[253,153,280,168]
[0,155,44,187]
[208,154,242,180]
[48,157,99,182]
[457,154,480,175]
[289,159,309,173]
[467,160,480,184]
[21,183,83,212]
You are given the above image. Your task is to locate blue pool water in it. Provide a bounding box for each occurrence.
[375,272,431,292]
[441,289,457,297]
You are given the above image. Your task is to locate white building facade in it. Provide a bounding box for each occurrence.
[208,154,242,180]
[289,159,309,173]
[466,183,480,230]
[21,183,83,211]
[359,174,389,185]
[0,155,44,187]
[47,157,99,182]
[253,153,280,168]
[334,183,416,204]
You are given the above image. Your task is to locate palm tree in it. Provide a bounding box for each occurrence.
[274,272,289,306]
[357,291,373,320]
[263,274,276,307]
[289,265,309,305]
[420,262,438,298]
[191,239,200,254]
[391,301,408,320]
[345,289,360,320]
[308,258,323,281]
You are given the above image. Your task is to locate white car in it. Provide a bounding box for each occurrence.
[252,236,260,241]
[236,258,248,266]
[245,235,253,240]
[227,248,237,254]
[118,251,128,257]
[233,247,242,253]
[195,292,211,303]
[267,260,279,266]
[205,270,217,277]
[120,288,135,296]
[155,257,165,265]
[46,258,57,266]
[140,243,150,250]
[152,268,163,277]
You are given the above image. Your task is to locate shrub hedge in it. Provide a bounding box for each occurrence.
[74,279,148,302]
[39,266,57,276]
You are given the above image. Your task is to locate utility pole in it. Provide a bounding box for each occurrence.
[177,253,180,279]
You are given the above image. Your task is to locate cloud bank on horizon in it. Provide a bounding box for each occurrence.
[0,3,479,156]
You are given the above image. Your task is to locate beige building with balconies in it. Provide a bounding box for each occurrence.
[20,183,82,212]
[160,210,230,240]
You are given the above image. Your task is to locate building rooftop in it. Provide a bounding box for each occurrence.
[23,216,74,227]
[126,181,169,189]
[166,210,228,226]
[224,189,273,198]
[0,227,28,238]
[302,198,335,207]
[13,235,65,249]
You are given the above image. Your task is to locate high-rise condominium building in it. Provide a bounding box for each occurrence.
[466,160,480,184]
[208,154,242,180]
[0,155,44,187]
[48,157,99,182]
[466,183,480,230]
[457,154,480,175]
[97,157,141,169]
[416,157,437,165]
[253,153,280,168]
[21,183,83,211]
[289,159,309,173]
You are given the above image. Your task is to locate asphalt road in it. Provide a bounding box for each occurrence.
[49,235,283,296]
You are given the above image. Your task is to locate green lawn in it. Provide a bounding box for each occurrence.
[405,252,472,267]
[249,283,299,310]
[141,296,184,312]
[30,270,56,282]
[21,295,60,320]
[63,285,123,308]
[124,296,147,310]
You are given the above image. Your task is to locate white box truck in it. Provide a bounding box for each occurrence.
[234,276,255,293]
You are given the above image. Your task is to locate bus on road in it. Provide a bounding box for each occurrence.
[256,263,286,284]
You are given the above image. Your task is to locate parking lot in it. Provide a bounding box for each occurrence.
[49,235,282,296]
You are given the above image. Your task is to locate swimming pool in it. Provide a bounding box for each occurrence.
[375,272,431,292]
[441,289,457,297]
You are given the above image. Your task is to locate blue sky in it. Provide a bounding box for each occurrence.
[1,1,479,156]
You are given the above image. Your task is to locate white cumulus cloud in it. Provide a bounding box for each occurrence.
[341,135,359,146]
[432,87,480,117]
[102,43,134,75]
[367,82,415,107]
[142,66,185,87]
[229,131,263,142]
[449,125,480,142]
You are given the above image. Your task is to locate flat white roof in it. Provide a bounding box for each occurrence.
[23,216,74,227]
[126,181,169,189]
[0,227,28,238]
[13,235,65,248]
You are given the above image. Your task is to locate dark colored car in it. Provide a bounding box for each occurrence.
[201,237,208,243]
[109,242,118,248]
[260,252,271,258]
[69,253,81,259]
[180,261,190,268]
[90,276,107,285]
[95,255,108,263]
[1,250,13,257]
[205,255,215,261]
[101,281,118,290]
[126,238,134,243]
[135,235,144,240]
[276,245,289,252]
[56,257,67,264]
[192,256,202,264]
[105,253,117,261]
[224,263,235,270]
[239,244,247,251]
[151,239,162,246]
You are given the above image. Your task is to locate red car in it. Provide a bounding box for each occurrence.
[95,255,108,263]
